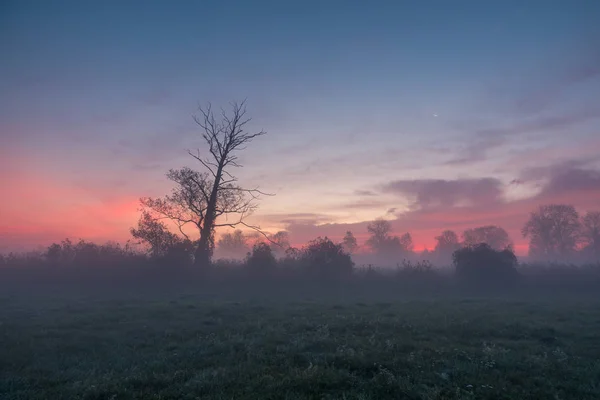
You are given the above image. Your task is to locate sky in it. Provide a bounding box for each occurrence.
[1,0,600,255]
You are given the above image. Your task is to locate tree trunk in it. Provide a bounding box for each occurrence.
[194,164,223,268]
[194,235,212,269]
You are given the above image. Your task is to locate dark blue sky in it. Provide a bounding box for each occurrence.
[1,0,599,252]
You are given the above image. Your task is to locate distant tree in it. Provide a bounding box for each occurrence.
[399,232,414,253]
[300,237,354,280]
[45,239,77,266]
[462,225,512,251]
[433,230,461,265]
[366,219,392,249]
[452,243,519,286]
[243,231,263,247]
[421,248,433,259]
[248,230,290,258]
[366,219,410,257]
[342,231,358,254]
[581,211,600,260]
[216,229,249,259]
[269,230,291,257]
[280,246,301,269]
[134,101,270,269]
[522,204,580,260]
[434,230,461,253]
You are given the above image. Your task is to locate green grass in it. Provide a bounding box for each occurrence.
[2,293,600,399]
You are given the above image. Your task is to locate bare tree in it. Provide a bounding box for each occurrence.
[522,204,580,261]
[342,231,358,254]
[462,225,512,251]
[581,211,600,260]
[135,100,270,268]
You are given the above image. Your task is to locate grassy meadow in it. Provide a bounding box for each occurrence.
[2,286,600,400]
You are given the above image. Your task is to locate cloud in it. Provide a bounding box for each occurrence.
[340,199,389,210]
[381,177,504,210]
[446,41,600,167]
[259,213,334,227]
[542,168,600,196]
[513,44,600,116]
[519,159,600,199]
[446,109,600,166]
[354,189,377,196]
[476,38,600,118]
[140,88,171,107]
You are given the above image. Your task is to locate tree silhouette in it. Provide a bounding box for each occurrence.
[269,231,291,254]
[366,219,392,252]
[433,230,460,264]
[342,231,358,254]
[522,204,580,260]
[581,211,600,260]
[300,237,354,280]
[462,225,512,251]
[452,243,518,286]
[135,101,270,268]
[366,219,412,258]
[434,230,460,253]
[399,232,414,253]
[246,242,277,276]
[130,211,183,258]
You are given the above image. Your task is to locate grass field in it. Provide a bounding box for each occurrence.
[2,289,600,400]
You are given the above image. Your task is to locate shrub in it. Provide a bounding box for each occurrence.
[396,259,434,276]
[246,243,277,277]
[158,239,195,268]
[452,243,519,286]
[300,237,354,280]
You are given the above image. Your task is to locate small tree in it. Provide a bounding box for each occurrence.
[300,237,354,280]
[246,242,277,277]
[452,243,519,286]
[130,211,183,258]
